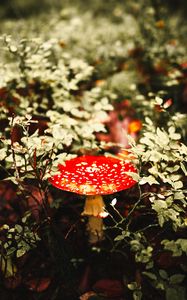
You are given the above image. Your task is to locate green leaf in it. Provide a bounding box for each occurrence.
[156,128,169,145]
[114,235,124,241]
[0,256,17,277]
[174,192,184,200]
[170,174,181,182]
[180,162,187,176]
[145,117,153,125]
[166,287,186,300]
[133,290,143,300]
[16,248,26,258]
[143,271,157,281]
[127,282,138,290]
[15,224,23,233]
[125,171,140,182]
[159,269,168,279]
[140,137,154,147]
[177,239,187,254]
[173,181,183,190]
[169,274,185,285]
[0,148,7,160]
[139,175,159,185]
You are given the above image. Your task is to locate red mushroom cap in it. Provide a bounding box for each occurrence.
[49,155,137,195]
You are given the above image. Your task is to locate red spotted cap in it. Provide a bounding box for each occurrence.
[49,155,137,195]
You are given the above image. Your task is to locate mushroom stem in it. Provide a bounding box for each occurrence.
[82,195,105,217]
[82,195,106,243]
[87,216,103,244]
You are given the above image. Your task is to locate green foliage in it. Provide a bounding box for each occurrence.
[127,281,143,300]
[111,100,187,298]
[0,217,40,277]
[161,239,187,256]
[1,222,40,258]
[143,270,186,300]
[0,1,187,299]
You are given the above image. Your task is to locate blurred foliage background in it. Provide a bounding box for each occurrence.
[0,1,187,300]
[0,0,187,19]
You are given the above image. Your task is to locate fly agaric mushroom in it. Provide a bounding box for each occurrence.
[49,155,137,243]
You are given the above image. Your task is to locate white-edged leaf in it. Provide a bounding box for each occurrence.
[180,162,187,176]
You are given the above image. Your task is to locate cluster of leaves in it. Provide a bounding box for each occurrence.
[110,102,187,300]
[0,217,40,272]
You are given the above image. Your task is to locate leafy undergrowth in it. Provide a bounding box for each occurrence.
[0,1,187,300]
